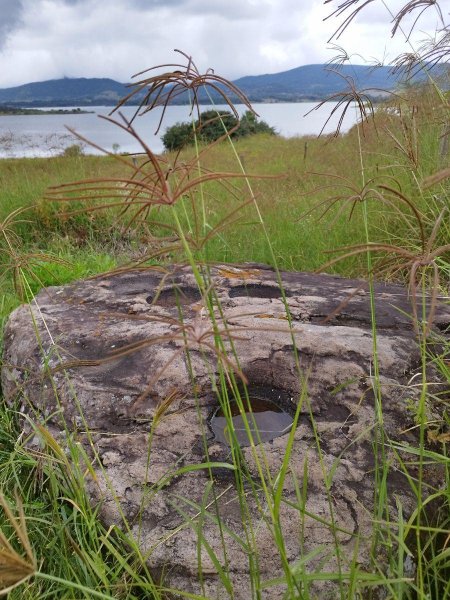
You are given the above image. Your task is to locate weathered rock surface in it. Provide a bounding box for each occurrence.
[2,264,449,599]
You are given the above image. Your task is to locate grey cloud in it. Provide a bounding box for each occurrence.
[62,0,259,18]
[0,0,24,45]
[104,0,257,18]
[131,0,188,6]
[184,0,260,20]
[61,0,188,6]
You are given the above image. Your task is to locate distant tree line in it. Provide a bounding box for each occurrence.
[0,105,91,115]
[161,110,276,151]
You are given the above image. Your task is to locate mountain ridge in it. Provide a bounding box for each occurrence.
[0,64,427,107]
[0,77,130,106]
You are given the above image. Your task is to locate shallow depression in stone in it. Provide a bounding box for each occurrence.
[210,397,294,447]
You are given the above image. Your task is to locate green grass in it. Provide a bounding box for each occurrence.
[2,107,441,278]
[0,74,449,600]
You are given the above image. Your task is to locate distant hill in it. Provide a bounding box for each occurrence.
[0,77,134,107]
[232,64,398,102]
[0,64,441,107]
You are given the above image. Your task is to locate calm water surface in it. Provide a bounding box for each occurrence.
[0,103,358,158]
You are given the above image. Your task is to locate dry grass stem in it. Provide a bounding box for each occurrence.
[306,71,376,136]
[0,493,36,596]
[319,206,450,336]
[324,0,377,41]
[391,1,444,39]
[112,49,255,132]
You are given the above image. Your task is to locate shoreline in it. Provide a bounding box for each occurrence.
[0,107,94,116]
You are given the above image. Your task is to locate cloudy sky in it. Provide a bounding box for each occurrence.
[0,0,446,88]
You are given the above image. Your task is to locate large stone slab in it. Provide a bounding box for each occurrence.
[2,264,449,599]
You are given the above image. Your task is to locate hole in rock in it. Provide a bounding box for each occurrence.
[146,286,201,307]
[228,284,288,299]
[210,394,294,447]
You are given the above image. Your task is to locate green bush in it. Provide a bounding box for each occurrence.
[161,120,194,151]
[161,109,276,151]
[237,110,277,138]
[62,143,84,158]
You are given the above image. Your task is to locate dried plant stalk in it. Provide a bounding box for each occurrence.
[112,49,256,132]
[0,493,36,596]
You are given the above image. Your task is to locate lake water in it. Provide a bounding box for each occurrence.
[0,102,359,158]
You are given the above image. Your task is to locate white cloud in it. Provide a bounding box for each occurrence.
[0,0,445,88]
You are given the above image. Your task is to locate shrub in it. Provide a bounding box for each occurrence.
[62,143,84,158]
[237,110,277,138]
[161,109,276,151]
[161,120,193,151]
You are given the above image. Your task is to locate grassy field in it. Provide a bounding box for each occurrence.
[1,87,446,278]
[0,74,449,600]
